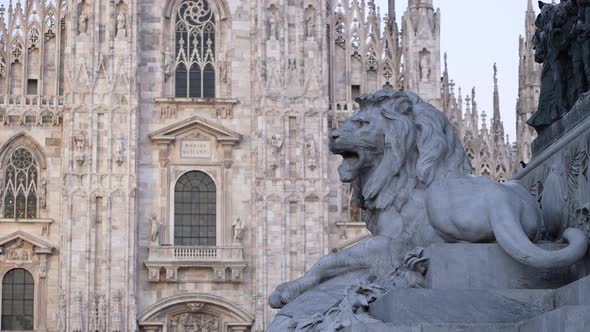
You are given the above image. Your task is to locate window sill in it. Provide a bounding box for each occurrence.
[335,222,366,227]
[0,218,53,224]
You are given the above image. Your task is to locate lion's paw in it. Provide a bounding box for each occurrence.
[268,280,305,309]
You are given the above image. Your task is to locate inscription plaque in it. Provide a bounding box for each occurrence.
[181,141,211,158]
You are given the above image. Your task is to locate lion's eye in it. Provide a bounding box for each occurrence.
[357,120,370,127]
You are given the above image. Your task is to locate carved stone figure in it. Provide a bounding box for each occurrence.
[419,50,431,82]
[232,217,244,244]
[268,9,279,40]
[305,9,316,38]
[116,10,127,38]
[115,135,125,166]
[267,90,589,329]
[149,213,160,245]
[78,12,89,36]
[73,131,86,166]
[39,178,47,209]
[163,47,175,80]
[306,139,317,170]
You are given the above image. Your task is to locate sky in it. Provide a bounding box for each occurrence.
[375,0,538,141]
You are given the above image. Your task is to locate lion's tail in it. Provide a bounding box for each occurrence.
[491,207,588,269]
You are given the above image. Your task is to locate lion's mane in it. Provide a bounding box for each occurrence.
[353,90,472,213]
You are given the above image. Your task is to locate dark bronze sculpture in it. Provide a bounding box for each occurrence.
[528,0,590,132]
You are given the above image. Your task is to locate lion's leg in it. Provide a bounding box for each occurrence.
[268,235,393,309]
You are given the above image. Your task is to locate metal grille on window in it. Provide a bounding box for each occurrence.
[174,171,216,246]
[3,148,38,219]
[1,269,34,330]
[175,0,216,98]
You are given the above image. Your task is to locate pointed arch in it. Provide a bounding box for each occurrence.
[0,133,47,170]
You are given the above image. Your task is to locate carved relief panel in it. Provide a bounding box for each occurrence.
[170,312,220,332]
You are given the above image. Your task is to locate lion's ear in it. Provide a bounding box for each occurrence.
[381,96,413,120]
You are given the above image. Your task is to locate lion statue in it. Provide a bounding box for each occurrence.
[267,90,588,330]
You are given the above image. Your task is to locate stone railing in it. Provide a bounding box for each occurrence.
[148,245,244,262]
[0,95,67,107]
[0,95,67,127]
[145,245,246,283]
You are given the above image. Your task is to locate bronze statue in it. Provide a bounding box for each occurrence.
[528,0,590,132]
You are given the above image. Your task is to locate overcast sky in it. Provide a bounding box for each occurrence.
[375,0,538,141]
[1,0,535,140]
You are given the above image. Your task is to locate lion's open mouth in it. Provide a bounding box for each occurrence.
[336,150,361,181]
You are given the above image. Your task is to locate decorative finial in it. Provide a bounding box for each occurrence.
[493,63,498,87]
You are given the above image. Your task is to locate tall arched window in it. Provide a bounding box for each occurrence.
[2,269,34,330]
[175,0,216,98]
[3,148,38,219]
[174,171,216,246]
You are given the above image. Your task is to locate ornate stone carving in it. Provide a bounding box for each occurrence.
[187,302,205,312]
[89,295,98,331]
[111,290,123,332]
[232,217,244,244]
[169,312,220,332]
[286,248,429,331]
[98,295,107,331]
[72,291,84,332]
[7,239,32,262]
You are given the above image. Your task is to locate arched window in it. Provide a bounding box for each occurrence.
[2,269,34,330]
[174,171,216,246]
[175,0,216,98]
[3,148,38,219]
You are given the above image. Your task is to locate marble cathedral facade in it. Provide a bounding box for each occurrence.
[0,0,524,331]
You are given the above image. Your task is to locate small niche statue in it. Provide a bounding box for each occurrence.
[149,213,160,245]
[116,10,127,38]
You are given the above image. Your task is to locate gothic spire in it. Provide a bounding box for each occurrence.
[492,63,505,143]
[388,0,395,21]
[493,63,500,122]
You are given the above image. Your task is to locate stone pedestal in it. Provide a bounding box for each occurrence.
[346,243,590,332]
[425,244,590,290]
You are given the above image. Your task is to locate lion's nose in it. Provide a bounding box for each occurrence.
[329,131,340,141]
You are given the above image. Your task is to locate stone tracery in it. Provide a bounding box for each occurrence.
[175,0,217,98]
